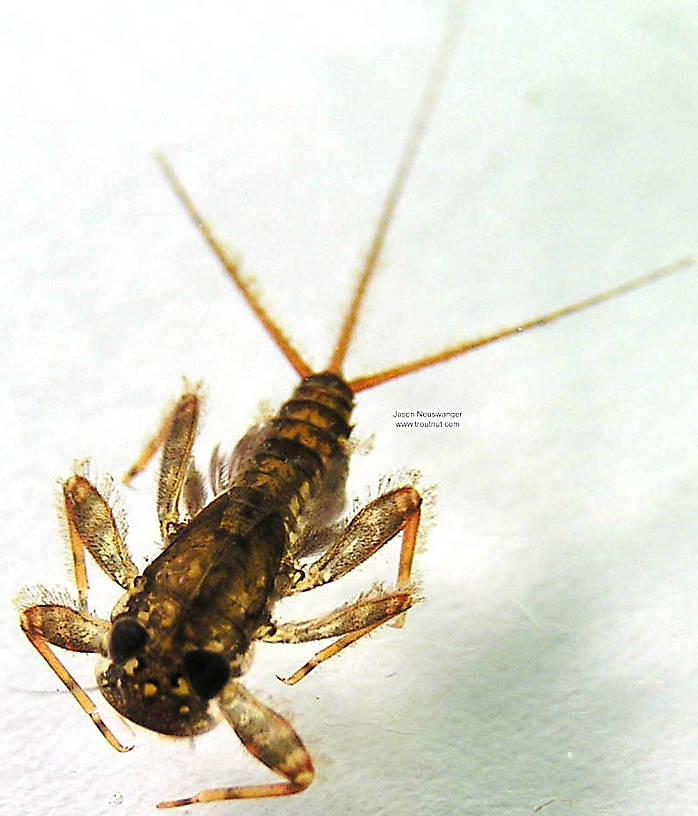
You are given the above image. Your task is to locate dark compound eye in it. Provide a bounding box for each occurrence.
[108,617,148,663]
[183,649,230,699]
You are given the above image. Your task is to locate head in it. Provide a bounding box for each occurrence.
[96,615,232,737]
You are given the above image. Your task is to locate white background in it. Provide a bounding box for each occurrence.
[2,2,697,815]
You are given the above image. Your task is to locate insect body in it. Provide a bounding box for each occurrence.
[17,12,693,812]
[97,369,419,742]
[20,360,421,806]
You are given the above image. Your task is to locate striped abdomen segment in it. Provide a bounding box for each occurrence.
[230,372,354,535]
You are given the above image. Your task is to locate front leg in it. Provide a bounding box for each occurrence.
[157,681,313,808]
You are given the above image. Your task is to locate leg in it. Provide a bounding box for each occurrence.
[156,390,200,541]
[18,470,137,750]
[62,473,139,611]
[156,681,313,808]
[19,603,130,752]
[122,396,177,485]
[292,486,422,596]
[121,387,202,542]
[261,589,413,685]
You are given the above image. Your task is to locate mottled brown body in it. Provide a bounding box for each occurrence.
[99,373,354,737]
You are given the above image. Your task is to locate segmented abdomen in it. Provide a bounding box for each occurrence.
[221,372,354,541]
[125,373,355,656]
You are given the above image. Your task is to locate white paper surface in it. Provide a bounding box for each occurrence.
[2,2,697,815]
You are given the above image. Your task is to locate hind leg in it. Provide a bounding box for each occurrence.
[121,387,204,543]
[265,486,422,684]
[290,486,422,595]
